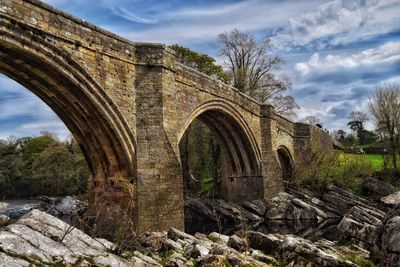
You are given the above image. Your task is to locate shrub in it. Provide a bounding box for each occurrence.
[293,140,374,193]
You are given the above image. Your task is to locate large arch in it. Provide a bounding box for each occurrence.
[0,15,136,195]
[178,100,263,202]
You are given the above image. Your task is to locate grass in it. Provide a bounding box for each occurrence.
[347,154,384,171]
[344,153,400,171]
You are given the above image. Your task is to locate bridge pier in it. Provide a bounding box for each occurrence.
[135,46,185,232]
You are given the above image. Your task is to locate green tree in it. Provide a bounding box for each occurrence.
[170,44,229,82]
[347,111,369,145]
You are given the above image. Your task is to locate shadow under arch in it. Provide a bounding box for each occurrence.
[0,17,136,195]
[277,145,294,187]
[179,100,263,202]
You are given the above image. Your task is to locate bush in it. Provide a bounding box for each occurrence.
[294,140,374,193]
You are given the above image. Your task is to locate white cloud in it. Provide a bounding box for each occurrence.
[295,41,400,76]
[273,0,400,48]
[0,76,71,140]
[100,0,327,45]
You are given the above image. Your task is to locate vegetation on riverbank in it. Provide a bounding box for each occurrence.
[0,133,88,198]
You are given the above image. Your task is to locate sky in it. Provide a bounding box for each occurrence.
[0,0,400,139]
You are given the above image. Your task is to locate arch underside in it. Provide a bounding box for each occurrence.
[277,146,293,186]
[0,22,136,191]
[197,110,259,178]
[180,106,263,202]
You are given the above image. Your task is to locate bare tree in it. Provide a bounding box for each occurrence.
[215,29,297,116]
[369,83,400,169]
[300,116,322,126]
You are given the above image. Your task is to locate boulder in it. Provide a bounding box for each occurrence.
[207,232,229,243]
[183,243,209,259]
[54,196,80,214]
[184,198,261,235]
[0,209,148,266]
[168,227,196,242]
[265,192,327,222]
[362,178,395,200]
[321,185,383,216]
[381,215,400,266]
[227,235,246,252]
[247,231,370,267]
[265,192,294,219]
[336,206,383,246]
[242,199,267,216]
[287,198,327,221]
[0,215,10,227]
[381,191,400,207]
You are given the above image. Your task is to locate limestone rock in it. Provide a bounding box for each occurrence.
[265,192,294,219]
[247,231,369,267]
[185,198,261,234]
[381,215,400,265]
[0,209,143,266]
[0,214,10,227]
[287,198,327,221]
[362,177,395,200]
[381,191,400,207]
[227,235,246,252]
[168,227,196,242]
[242,199,267,216]
[207,232,229,243]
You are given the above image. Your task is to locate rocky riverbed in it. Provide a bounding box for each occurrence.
[0,181,399,266]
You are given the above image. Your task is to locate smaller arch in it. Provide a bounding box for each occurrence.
[277,146,294,187]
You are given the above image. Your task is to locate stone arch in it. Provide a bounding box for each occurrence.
[277,146,294,186]
[0,16,136,192]
[178,100,262,201]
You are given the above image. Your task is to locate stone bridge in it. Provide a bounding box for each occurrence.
[0,0,332,231]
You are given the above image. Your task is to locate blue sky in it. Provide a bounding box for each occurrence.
[1,0,400,139]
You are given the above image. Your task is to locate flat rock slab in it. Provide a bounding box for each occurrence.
[0,209,146,266]
[381,191,400,206]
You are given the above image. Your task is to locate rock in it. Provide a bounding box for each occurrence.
[381,191,400,207]
[227,235,246,252]
[287,198,327,221]
[185,198,261,235]
[362,178,395,200]
[0,200,41,218]
[207,232,229,243]
[247,231,369,267]
[184,243,209,259]
[0,252,30,267]
[265,192,328,222]
[265,192,294,219]
[336,206,383,246]
[0,209,145,266]
[381,215,400,266]
[209,244,230,255]
[168,227,197,242]
[321,185,384,216]
[163,238,183,251]
[185,198,237,234]
[133,251,161,266]
[0,215,10,227]
[250,249,278,265]
[137,231,168,251]
[167,251,188,267]
[53,196,83,215]
[242,199,267,216]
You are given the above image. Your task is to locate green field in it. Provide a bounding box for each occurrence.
[344,153,388,171]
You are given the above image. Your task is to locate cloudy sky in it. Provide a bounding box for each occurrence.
[1,0,399,139]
